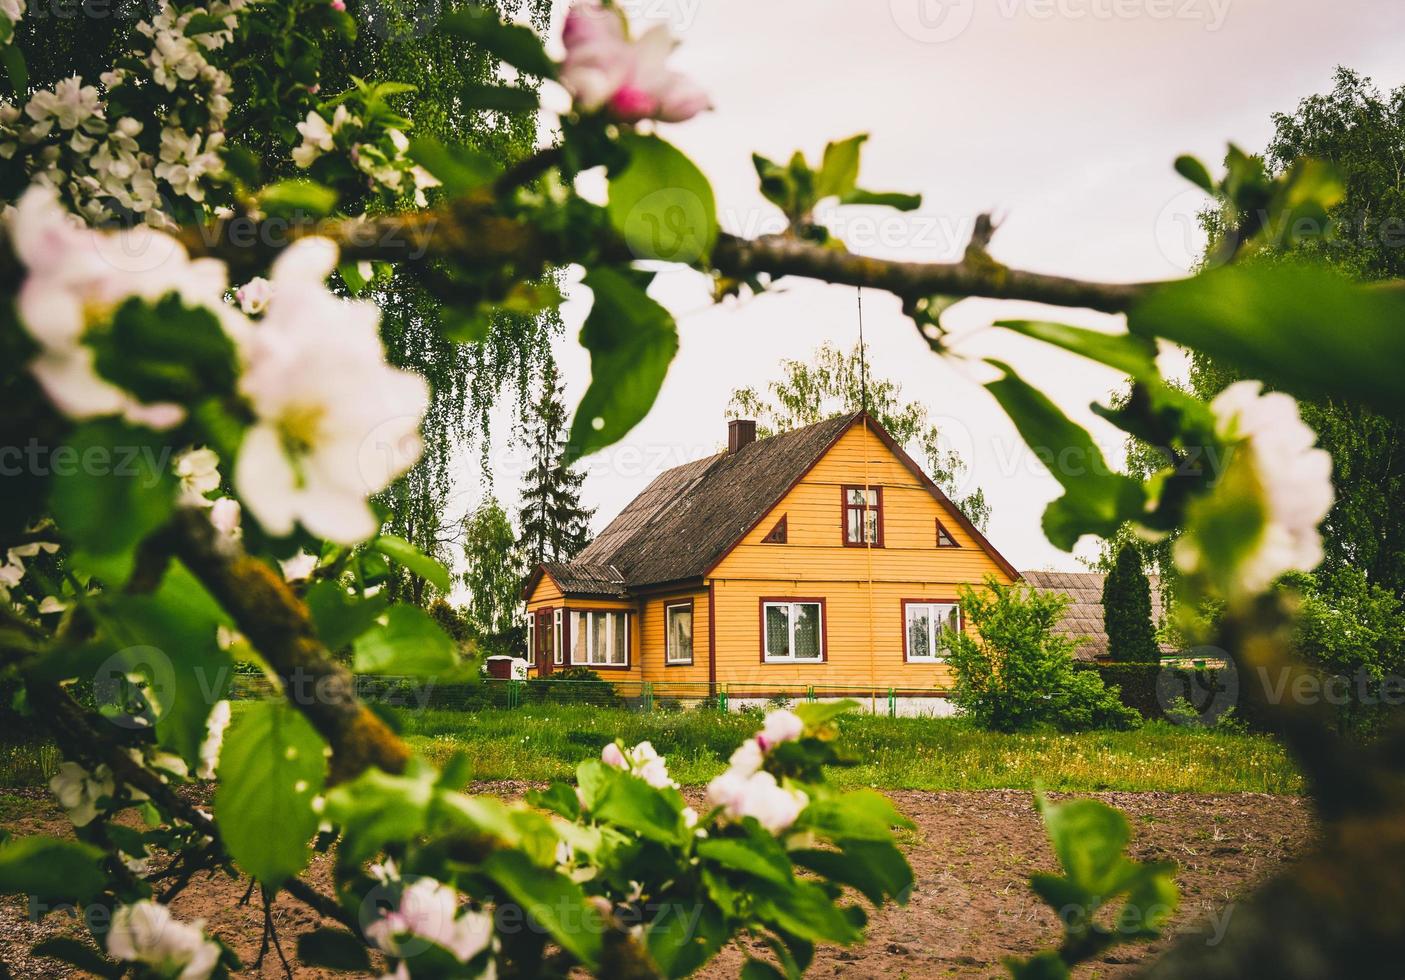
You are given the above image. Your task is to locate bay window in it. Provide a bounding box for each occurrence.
[762,600,824,663]
[904,601,961,662]
[569,610,629,667]
[842,485,883,546]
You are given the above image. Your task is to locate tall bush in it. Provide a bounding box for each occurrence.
[1103,543,1161,663]
[947,578,1140,732]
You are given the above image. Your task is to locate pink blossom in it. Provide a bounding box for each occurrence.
[601,742,627,768]
[757,709,804,751]
[559,1,709,124]
[330,0,345,9]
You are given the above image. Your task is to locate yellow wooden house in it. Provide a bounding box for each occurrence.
[521,412,1020,699]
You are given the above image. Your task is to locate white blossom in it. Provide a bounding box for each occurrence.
[107,900,221,980]
[601,739,678,789]
[235,276,273,315]
[559,1,709,123]
[705,769,807,836]
[280,550,319,582]
[757,709,804,751]
[176,447,222,503]
[155,126,224,202]
[209,496,242,539]
[196,700,231,779]
[365,877,494,969]
[25,76,103,135]
[49,761,114,827]
[7,185,238,427]
[1175,380,1335,595]
[292,105,354,168]
[233,237,428,544]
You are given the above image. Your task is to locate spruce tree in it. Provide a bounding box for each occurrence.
[1103,543,1160,663]
[518,361,595,567]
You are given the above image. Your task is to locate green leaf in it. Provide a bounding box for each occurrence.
[0,838,107,904]
[371,534,451,592]
[1116,862,1178,937]
[1038,797,1130,895]
[352,605,458,676]
[296,929,371,971]
[993,321,1158,379]
[90,295,239,405]
[99,564,232,767]
[792,699,859,728]
[838,188,922,211]
[647,901,727,979]
[791,839,913,907]
[608,133,718,264]
[984,360,1146,550]
[567,268,679,461]
[482,850,603,967]
[1130,262,1405,417]
[49,420,177,584]
[754,879,865,946]
[740,960,787,980]
[697,835,793,886]
[440,8,558,79]
[323,762,436,866]
[1173,154,1216,194]
[305,580,388,651]
[590,768,688,845]
[753,152,795,213]
[1005,950,1072,980]
[800,789,913,842]
[1027,872,1093,916]
[258,179,339,218]
[527,782,581,821]
[814,134,867,200]
[1,43,27,95]
[459,84,539,112]
[215,701,327,885]
[408,137,500,196]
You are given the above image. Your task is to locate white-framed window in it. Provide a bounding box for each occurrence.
[665,602,693,665]
[569,610,628,667]
[762,600,824,663]
[553,609,564,665]
[526,614,535,660]
[904,601,961,662]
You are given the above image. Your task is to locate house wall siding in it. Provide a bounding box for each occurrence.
[709,423,1015,690]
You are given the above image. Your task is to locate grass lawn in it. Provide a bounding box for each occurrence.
[393,705,1301,794]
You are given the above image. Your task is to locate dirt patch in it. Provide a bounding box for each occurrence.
[0,787,1313,978]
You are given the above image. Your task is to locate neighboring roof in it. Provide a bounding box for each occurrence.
[529,412,1021,598]
[1021,570,1168,660]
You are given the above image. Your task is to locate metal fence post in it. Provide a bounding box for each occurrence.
[719,684,728,713]
[807,685,816,703]
[643,681,653,713]
[888,687,896,718]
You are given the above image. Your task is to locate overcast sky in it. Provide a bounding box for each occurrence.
[467,0,1405,573]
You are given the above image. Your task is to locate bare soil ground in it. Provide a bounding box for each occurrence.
[0,786,1313,979]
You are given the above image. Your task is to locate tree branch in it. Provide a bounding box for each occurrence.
[163,508,410,783]
[173,199,1159,314]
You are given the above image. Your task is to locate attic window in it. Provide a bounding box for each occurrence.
[763,516,788,544]
[842,485,883,547]
[935,518,959,548]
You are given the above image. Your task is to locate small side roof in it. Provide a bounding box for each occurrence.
[1021,569,1170,660]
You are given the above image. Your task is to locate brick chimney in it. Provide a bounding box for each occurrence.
[728,419,757,453]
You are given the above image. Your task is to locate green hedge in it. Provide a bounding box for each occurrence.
[1074,662,1267,730]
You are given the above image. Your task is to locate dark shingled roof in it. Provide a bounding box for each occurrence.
[1021,570,1169,661]
[571,413,857,589]
[540,562,627,598]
